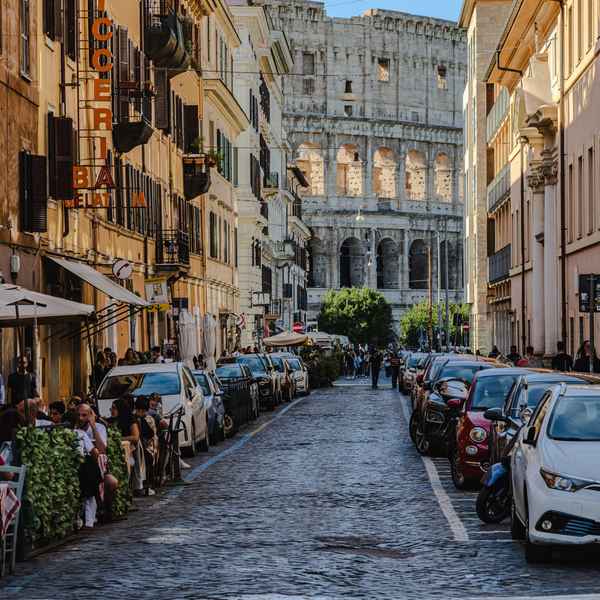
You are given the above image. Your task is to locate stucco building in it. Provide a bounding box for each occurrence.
[256,0,467,335]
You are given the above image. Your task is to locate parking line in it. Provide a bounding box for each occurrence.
[398,396,469,543]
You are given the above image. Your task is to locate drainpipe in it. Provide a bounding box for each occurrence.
[520,137,527,354]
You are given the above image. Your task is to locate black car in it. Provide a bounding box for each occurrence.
[215,362,259,435]
[486,372,600,464]
[235,354,280,410]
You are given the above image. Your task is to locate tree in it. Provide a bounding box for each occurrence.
[400,301,470,348]
[317,288,393,345]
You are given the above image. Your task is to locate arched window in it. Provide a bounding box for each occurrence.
[435,153,452,202]
[405,150,427,200]
[409,239,428,289]
[376,238,399,289]
[296,143,324,196]
[336,144,363,197]
[340,237,365,287]
[373,148,396,198]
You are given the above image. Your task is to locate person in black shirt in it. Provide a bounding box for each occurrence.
[7,356,38,407]
[506,345,521,365]
[370,347,383,390]
[389,352,402,391]
[551,341,573,372]
[488,345,500,358]
[573,340,600,373]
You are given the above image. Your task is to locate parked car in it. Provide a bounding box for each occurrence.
[486,372,598,466]
[449,367,530,489]
[285,356,310,395]
[97,362,209,455]
[269,354,296,401]
[215,362,259,435]
[193,370,225,444]
[401,352,427,395]
[236,353,280,409]
[511,384,600,563]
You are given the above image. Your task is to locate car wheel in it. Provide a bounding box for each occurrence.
[450,446,469,490]
[510,498,526,540]
[413,417,430,456]
[224,414,234,438]
[409,411,420,444]
[198,418,210,452]
[476,485,510,523]
[524,490,553,564]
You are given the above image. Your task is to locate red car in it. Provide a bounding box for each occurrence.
[449,368,529,489]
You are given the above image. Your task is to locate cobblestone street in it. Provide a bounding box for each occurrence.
[2,381,600,600]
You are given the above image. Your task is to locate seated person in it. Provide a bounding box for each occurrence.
[49,401,66,425]
[75,403,118,527]
[135,397,158,494]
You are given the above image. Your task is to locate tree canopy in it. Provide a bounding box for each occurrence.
[400,301,469,348]
[317,288,393,345]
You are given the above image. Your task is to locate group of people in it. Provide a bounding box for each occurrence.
[487,339,600,373]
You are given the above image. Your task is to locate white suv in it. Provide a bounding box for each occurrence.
[97,362,209,455]
[511,384,600,563]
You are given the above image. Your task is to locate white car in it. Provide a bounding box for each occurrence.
[285,356,310,396]
[96,362,209,455]
[511,384,600,563]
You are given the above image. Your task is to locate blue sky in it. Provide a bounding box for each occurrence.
[325,0,462,22]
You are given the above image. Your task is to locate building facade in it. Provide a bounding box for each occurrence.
[459,0,512,355]
[465,0,600,361]
[256,0,467,336]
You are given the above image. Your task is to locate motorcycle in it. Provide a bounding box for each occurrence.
[411,378,469,456]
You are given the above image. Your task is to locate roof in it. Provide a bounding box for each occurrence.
[107,363,181,375]
[475,367,531,377]
[561,384,600,396]
[522,372,600,383]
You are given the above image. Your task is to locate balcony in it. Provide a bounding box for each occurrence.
[487,87,509,143]
[263,172,279,194]
[291,200,302,220]
[267,300,282,319]
[183,155,211,199]
[271,239,295,262]
[112,116,153,154]
[489,244,511,284]
[487,164,510,213]
[144,2,190,73]
[156,230,190,270]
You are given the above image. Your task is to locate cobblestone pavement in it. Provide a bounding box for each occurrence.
[2,380,600,600]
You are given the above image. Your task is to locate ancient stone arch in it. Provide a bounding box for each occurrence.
[339,237,365,287]
[297,142,325,196]
[409,239,428,289]
[434,153,452,202]
[405,150,427,200]
[377,237,399,289]
[373,147,397,198]
[336,144,363,197]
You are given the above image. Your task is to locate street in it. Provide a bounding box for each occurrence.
[2,381,600,600]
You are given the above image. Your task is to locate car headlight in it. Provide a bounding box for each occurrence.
[469,427,487,443]
[540,468,592,492]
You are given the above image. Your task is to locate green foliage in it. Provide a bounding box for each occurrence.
[318,288,393,345]
[17,427,82,543]
[400,301,470,348]
[299,348,342,388]
[107,427,132,518]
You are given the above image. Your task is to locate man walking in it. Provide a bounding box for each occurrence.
[370,346,383,390]
[7,356,38,407]
[389,351,402,391]
[551,341,573,372]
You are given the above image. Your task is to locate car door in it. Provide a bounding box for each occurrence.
[182,367,203,436]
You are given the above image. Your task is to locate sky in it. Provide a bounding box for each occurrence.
[324,0,463,22]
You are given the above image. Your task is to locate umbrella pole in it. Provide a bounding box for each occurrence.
[85,318,96,398]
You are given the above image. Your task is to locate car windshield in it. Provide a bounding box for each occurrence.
[270,356,284,372]
[287,358,302,370]
[98,372,181,399]
[437,364,487,385]
[237,356,267,375]
[408,355,424,368]
[547,396,600,441]
[471,375,517,410]
[193,373,211,396]
[216,365,243,379]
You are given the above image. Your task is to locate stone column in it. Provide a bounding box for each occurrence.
[364,137,373,198]
[528,166,546,357]
[402,231,410,290]
[542,151,560,357]
[326,141,337,198]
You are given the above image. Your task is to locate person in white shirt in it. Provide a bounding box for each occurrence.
[75,404,118,528]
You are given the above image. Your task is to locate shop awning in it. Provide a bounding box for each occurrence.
[0,284,95,327]
[263,331,308,347]
[48,256,148,306]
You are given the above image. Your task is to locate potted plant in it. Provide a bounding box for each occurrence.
[206,149,223,169]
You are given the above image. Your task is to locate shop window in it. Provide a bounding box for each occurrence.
[303,52,315,75]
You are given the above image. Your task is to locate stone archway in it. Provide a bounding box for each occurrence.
[377,238,399,289]
[409,239,428,290]
[340,237,365,287]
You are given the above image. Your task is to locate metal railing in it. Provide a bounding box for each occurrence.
[263,172,279,189]
[489,244,511,284]
[156,229,190,266]
[486,87,509,143]
[487,163,510,213]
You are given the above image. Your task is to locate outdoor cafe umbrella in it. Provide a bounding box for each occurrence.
[203,314,217,371]
[178,309,198,368]
[263,331,308,347]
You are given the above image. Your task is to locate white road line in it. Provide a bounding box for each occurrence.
[398,397,469,542]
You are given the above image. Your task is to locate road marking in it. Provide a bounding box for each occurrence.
[152,397,306,509]
[398,396,469,543]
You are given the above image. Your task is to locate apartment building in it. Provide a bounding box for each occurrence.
[471,0,600,360]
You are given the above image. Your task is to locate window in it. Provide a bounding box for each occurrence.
[577,0,583,62]
[209,212,218,258]
[302,78,314,95]
[344,105,353,117]
[589,146,594,233]
[567,6,573,74]
[302,52,315,75]
[588,0,594,50]
[344,80,353,93]
[568,163,574,242]
[65,0,77,59]
[20,151,48,233]
[578,155,583,238]
[20,0,31,77]
[377,58,390,82]
[437,65,448,90]
[44,0,61,41]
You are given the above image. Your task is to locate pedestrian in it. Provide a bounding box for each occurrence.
[506,345,521,365]
[573,340,600,373]
[524,346,543,368]
[551,341,573,372]
[370,346,383,390]
[49,401,66,425]
[119,348,139,366]
[390,351,402,390]
[6,356,38,407]
[488,345,500,358]
[93,351,109,389]
[151,346,165,364]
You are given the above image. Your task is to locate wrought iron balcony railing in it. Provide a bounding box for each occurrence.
[156,229,190,269]
[487,163,510,213]
[489,244,511,284]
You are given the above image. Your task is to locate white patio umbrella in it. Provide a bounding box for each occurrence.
[203,314,217,371]
[263,331,308,347]
[193,306,203,356]
[178,309,198,368]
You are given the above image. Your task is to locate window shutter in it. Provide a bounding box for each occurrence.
[154,68,170,131]
[26,154,49,233]
[183,105,199,153]
[54,117,74,200]
[142,55,152,121]
[47,113,56,198]
[118,27,130,119]
[54,0,63,40]
[134,47,142,114]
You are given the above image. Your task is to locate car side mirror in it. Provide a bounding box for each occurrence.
[523,426,537,446]
[484,408,508,423]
